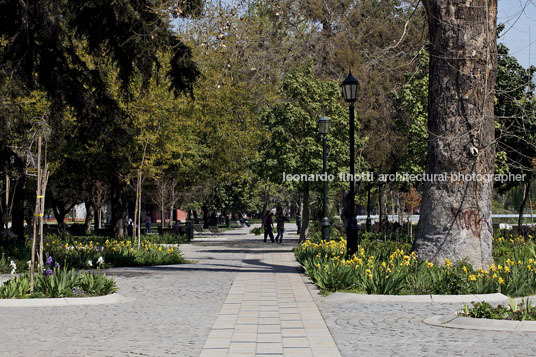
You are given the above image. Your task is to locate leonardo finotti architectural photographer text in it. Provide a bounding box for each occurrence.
[282,172,526,183]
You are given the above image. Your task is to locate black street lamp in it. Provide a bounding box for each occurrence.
[341,71,359,256]
[318,116,330,240]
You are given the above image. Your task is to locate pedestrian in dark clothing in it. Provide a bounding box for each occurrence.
[145,214,152,234]
[275,208,288,243]
[263,211,275,243]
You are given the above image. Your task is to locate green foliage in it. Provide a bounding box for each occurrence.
[463,299,536,321]
[394,48,429,176]
[495,42,536,189]
[250,227,264,235]
[259,66,350,189]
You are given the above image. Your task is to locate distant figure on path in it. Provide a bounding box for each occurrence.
[275,208,288,244]
[263,211,275,243]
[145,214,152,234]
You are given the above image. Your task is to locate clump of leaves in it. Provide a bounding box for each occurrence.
[462,299,536,321]
[0,265,117,299]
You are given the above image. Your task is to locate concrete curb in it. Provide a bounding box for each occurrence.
[423,314,536,332]
[0,293,135,308]
[322,291,511,304]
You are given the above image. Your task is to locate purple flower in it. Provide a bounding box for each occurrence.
[43,269,53,276]
[46,256,53,266]
[55,262,60,269]
[98,246,103,252]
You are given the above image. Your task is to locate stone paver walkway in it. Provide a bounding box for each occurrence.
[200,247,340,357]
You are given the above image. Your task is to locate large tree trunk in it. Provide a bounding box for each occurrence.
[84,202,94,234]
[111,175,127,238]
[52,204,71,231]
[202,204,209,228]
[11,175,26,240]
[378,183,388,233]
[413,0,497,269]
[262,184,270,217]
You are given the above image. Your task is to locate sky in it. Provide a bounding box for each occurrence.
[498,0,536,68]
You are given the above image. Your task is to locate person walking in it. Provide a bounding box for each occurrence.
[275,208,288,244]
[263,211,275,243]
[145,213,152,234]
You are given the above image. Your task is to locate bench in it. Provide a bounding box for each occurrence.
[193,224,205,233]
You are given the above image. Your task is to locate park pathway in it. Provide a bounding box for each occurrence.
[199,234,340,357]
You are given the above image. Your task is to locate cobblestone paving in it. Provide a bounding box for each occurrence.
[5,224,535,357]
[310,285,536,356]
[0,227,259,356]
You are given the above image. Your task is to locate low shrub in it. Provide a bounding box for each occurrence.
[250,227,264,235]
[462,299,536,321]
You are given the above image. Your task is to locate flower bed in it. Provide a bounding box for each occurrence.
[294,237,536,296]
[45,237,187,269]
[1,235,189,275]
[0,257,117,299]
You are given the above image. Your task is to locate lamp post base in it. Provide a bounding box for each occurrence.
[366,216,372,232]
[321,217,330,241]
[346,217,359,256]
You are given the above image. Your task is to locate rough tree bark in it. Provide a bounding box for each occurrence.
[11,175,26,240]
[413,0,497,268]
[111,175,127,238]
[84,202,94,234]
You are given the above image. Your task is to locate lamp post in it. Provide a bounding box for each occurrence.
[341,71,359,256]
[318,116,330,240]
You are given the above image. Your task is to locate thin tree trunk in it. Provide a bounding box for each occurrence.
[169,188,175,228]
[530,196,534,226]
[30,136,42,292]
[2,175,8,232]
[398,193,403,225]
[299,183,310,242]
[135,168,142,248]
[414,0,497,268]
[38,164,49,271]
[518,179,531,233]
[97,206,102,230]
